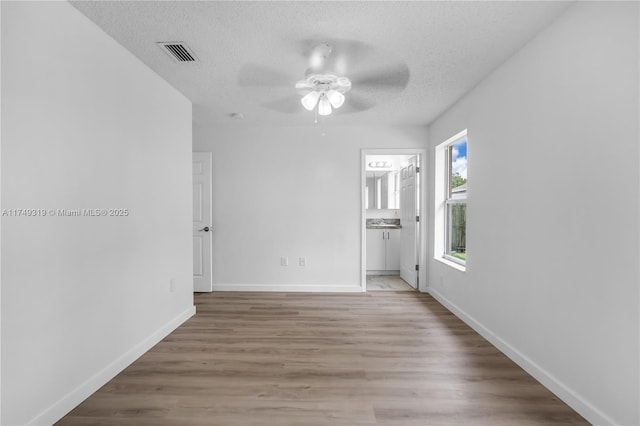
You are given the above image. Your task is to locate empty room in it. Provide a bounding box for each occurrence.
[1,1,638,425]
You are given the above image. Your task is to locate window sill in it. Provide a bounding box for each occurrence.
[435,256,466,272]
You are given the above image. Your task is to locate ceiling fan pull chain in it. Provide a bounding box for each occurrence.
[314,104,318,124]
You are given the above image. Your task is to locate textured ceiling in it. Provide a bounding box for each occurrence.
[71,1,571,127]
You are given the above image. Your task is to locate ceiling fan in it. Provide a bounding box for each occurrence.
[238,39,410,119]
[294,43,351,117]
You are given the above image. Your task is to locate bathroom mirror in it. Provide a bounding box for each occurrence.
[366,171,399,210]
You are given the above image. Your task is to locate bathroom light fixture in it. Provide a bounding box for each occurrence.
[368,161,392,169]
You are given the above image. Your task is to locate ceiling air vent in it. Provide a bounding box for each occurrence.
[157,42,198,63]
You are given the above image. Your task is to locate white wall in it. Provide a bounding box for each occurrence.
[193,125,427,291]
[1,2,194,424]
[427,2,638,425]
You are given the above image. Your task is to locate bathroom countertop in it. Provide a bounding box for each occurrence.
[366,218,402,229]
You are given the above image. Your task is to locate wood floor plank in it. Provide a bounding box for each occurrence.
[57,291,588,425]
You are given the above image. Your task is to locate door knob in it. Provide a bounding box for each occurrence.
[199,226,210,232]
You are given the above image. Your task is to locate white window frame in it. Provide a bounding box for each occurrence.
[444,144,466,265]
[434,130,467,271]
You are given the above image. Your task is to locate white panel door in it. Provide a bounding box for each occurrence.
[400,156,418,288]
[193,152,213,292]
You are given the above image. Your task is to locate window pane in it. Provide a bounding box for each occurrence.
[446,203,466,261]
[449,138,467,197]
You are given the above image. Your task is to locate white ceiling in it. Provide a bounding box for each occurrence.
[71,1,571,127]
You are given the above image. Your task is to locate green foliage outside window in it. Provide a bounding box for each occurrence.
[450,203,466,259]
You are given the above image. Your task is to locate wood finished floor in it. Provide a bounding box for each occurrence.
[58,291,588,426]
[367,275,415,291]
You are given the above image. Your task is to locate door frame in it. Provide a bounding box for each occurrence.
[361,148,428,292]
[193,151,213,292]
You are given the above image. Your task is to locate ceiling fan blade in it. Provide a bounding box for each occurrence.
[350,63,410,90]
[238,64,296,87]
[338,93,376,113]
[295,80,311,89]
[262,94,304,114]
[295,80,314,96]
[293,38,377,75]
[292,39,333,60]
[326,39,377,75]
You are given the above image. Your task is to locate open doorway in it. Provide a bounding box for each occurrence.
[361,149,427,292]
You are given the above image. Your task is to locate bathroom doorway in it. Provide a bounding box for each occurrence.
[361,149,427,292]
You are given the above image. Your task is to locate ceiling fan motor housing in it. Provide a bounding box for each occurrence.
[302,73,352,94]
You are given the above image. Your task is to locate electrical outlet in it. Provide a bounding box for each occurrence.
[169,278,176,293]
[299,256,306,267]
[281,256,288,266]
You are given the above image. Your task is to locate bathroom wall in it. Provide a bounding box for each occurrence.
[366,209,400,219]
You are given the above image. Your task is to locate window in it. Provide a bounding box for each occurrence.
[441,132,467,266]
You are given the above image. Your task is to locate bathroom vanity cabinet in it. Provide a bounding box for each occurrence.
[366,228,400,272]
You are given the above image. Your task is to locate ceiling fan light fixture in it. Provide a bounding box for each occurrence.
[327,90,345,109]
[318,94,332,116]
[301,91,321,111]
[297,46,353,119]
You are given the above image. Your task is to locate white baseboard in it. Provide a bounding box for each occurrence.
[426,286,614,426]
[28,305,196,426]
[212,284,363,293]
